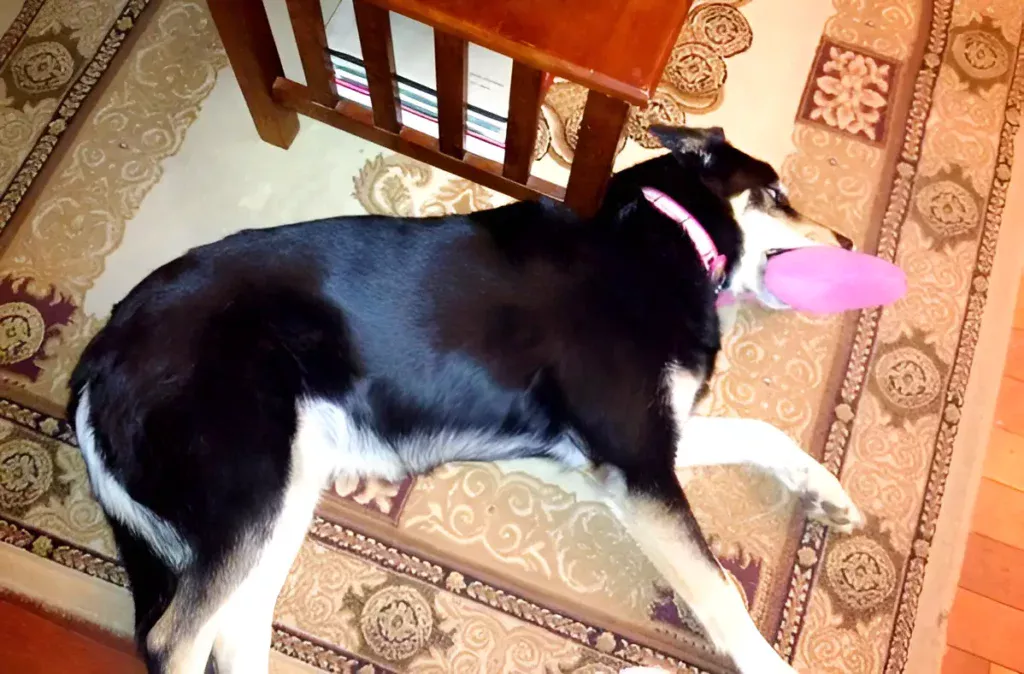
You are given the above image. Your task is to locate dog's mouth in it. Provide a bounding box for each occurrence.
[723,244,908,315]
[723,247,800,310]
[750,248,794,309]
[724,245,826,310]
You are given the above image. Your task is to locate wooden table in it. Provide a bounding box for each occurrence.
[207,0,692,216]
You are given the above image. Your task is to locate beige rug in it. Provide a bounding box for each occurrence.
[0,0,1023,671]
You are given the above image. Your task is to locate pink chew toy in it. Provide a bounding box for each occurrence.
[762,246,907,314]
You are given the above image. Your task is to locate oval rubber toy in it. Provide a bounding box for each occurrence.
[762,247,907,314]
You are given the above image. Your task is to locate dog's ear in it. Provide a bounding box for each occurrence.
[651,125,780,198]
[648,126,726,166]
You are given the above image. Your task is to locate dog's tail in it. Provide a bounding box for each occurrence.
[70,381,206,672]
[108,519,178,648]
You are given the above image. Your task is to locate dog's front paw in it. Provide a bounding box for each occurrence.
[799,465,863,533]
[731,641,799,674]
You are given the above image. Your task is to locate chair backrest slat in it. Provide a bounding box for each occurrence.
[564,91,631,217]
[353,0,403,133]
[502,62,544,182]
[433,30,468,159]
[285,0,338,107]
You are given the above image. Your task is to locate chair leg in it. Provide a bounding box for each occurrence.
[207,0,299,149]
[565,91,630,217]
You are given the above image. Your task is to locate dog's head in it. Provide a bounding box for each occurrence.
[645,125,853,309]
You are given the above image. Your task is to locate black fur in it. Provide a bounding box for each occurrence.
[67,127,789,670]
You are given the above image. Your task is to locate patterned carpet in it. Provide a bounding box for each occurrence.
[0,0,1022,672]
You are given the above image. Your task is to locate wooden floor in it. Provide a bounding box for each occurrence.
[943,273,1024,674]
[0,593,144,673]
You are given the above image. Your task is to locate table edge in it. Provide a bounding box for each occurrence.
[355,0,693,105]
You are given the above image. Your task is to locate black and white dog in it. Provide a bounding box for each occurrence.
[69,126,862,674]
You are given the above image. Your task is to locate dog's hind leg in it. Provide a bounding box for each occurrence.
[143,412,341,674]
[143,574,226,674]
[207,472,323,671]
[140,509,312,674]
[674,416,863,531]
[209,405,351,673]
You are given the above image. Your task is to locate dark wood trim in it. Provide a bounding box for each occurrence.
[0,591,144,673]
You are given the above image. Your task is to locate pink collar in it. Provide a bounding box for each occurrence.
[642,187,727,288]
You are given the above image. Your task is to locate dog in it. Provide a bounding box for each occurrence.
[68,126,863,674]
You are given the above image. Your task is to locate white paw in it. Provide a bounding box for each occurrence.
[591,463,628,497]
[731,640,799,674]
[798,465,863,534]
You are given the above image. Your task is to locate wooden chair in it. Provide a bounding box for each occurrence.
[206,0,692,217]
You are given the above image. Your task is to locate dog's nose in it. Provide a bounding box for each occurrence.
[833,231,855,251]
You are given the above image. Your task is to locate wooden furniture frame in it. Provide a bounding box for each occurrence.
[207,0,691,216]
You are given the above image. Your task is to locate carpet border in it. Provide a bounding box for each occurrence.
[0,0,155,239]
[768,1,1024,669]
[0,0,46,66]
[891,25,1024,674]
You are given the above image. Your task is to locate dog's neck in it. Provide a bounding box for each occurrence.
[593,156,743,285]
[640,186,727,289]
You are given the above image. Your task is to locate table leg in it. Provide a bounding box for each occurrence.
[207,0,299,149]
[565,92,630,218]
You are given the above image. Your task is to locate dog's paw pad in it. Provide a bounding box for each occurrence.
[591,463,628,495]
[800,470,864,534]
[807,499,863,533]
